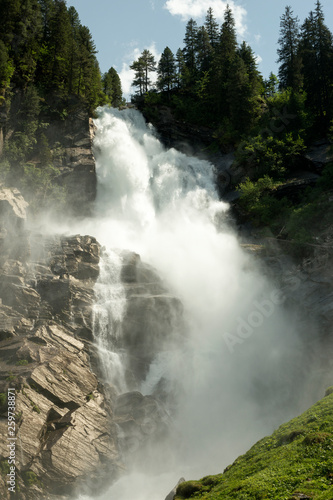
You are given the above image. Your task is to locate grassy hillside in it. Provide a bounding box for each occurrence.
[175,388,333,500]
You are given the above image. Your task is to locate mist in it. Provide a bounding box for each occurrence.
[46,106,324,500]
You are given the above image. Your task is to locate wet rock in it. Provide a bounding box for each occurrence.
[0,202,123,498]
[114,391,170,461]
[43,109,97,216]
[120,252,184,382]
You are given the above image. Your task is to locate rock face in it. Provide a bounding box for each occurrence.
[0,187,186,499]
[120,250,185,385]
[45,108,97,216]
[0,187,122,499]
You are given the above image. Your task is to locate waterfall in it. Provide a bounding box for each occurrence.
[77,106,321,500]
[92,248,127,393]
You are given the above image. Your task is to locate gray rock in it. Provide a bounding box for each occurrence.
[165,477,186,500]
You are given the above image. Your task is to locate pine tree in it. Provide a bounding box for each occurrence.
[299,2,333,125]
[313,0,333,118]
[263,72,279,97]
[141,49,156,92]
[130,58,145,96]
[211,4,238,118]
[47,0,72,93]
[183,18,198,78]
[130,50,156,95]
[205,7,219,48]
[102,67,123,106]
[175,48,188,88]
[220,5,238,57]
[157,46,176,94]
[196,26,212,74]
[67,6,81,94]
[277,6,302,91]
[76,25,99,99]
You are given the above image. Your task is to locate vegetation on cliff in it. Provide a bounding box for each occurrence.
[0,0,123,214]
[131,1,333,253]
[175,390,333,500]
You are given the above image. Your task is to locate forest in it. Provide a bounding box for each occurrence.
[0,0,333,243]
[130,1,333,248]
[131,1,333,140]
[0,0,123,211]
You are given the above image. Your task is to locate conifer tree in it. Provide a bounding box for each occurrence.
[205,7,219,48]
[196,26,212,74]
[183,18,198,77]
[277,6,302,91]
[140,49,157,93]
[130,58,145,96]
[157,46,176,93]
[131,49,156,95]
[299,2,333,124]
[175,48,187,88]
[102,67,123,106]
[211,4,238,118]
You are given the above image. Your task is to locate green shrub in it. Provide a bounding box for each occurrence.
[0,460,10,476]
[16,359,29,366]
[22,470,40,486]
[237,176,290,227]
[32,404,41,414]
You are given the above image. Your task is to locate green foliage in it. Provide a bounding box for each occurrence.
[131,49,156,96]
[0,393,6,406]
[102,67,124,107]
[175,392,333,500]
[6,371,16,382]
[22,470,40,486]
[16,359,29,366]
[317,162,333,190]
[236,132,306,180]
[17,163,67,213]
[31,404,41,414]
[157,47,176,93]
[237,176,290,227]
[0,460,10,476]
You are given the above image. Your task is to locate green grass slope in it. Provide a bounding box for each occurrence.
[175,388,333,500]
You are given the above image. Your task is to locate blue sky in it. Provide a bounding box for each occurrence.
[68,0,333,99]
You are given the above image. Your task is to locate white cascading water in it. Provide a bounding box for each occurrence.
[92,248,127,393]
[77,106,323,500]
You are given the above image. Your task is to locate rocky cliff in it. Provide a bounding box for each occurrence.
[43,108,97,217]
[0,185,184,499]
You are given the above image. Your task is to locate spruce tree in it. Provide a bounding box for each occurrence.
[277,6,302,91]
[299,2,333,125]
[157,46,176,94]
[204,7,219,48]
[196,26,212,75]
[102,67,123,106]
[175,48,188,88]
[183,18,198,78]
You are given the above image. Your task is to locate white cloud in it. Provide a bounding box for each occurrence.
[119,43,161,100]
[255,54,263,65]
[164,0,247,38]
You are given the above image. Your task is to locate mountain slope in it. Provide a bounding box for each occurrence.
[175,389,333,500]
